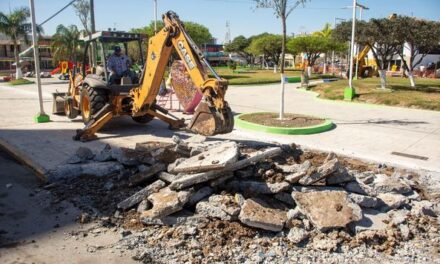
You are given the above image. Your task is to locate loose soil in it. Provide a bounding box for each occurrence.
[240,112,326,128]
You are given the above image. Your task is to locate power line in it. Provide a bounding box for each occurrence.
[38,0,77,27]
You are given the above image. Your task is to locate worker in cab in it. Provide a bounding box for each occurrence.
[107,46,133,84]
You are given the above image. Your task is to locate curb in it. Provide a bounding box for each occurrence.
[235,113,334,135]
[0,137,47,180]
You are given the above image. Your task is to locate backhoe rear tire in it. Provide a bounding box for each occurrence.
[80,85,108,124]
[132,114,155,124]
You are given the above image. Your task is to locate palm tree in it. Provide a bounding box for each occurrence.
[313,23,332,74]
[0,7,33,79]
[51,24,82,64]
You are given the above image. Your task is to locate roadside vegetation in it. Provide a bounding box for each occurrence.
[311,77,440,111]
[9,78,35,85]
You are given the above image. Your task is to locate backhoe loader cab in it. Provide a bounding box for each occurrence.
[61,11,233,142]
[80,31,146,85]
[65,31,148,124]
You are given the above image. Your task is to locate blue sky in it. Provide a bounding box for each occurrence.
[1,0,439,43]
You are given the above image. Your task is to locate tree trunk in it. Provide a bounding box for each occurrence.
[378,70,387,89]
[323,53,327,74]
[13,38,23,79]
[407,70,416,87]
[280,15,286,73]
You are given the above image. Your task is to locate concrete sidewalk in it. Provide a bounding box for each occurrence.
[0,79,439,178]
[227,83,440,172]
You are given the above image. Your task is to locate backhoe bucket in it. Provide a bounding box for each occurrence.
[188,101,234,136]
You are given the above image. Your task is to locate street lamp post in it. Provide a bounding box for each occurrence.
[354,4,369,80]
[29,0,50,123]
[154,0,158,33]
[344,0,358,101]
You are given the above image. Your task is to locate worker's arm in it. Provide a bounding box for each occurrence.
[106,55,116,74]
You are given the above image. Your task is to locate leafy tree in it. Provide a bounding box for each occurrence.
[0,7,41,79]
[224,35,252,63]
[246,34,283,67]
[394,16,440,87]
[287,35,337,69]
[253,0,308,73]
[334,19,401,89]
[131,20,212,46]
[51,24,83,63]
[312,23,332,73]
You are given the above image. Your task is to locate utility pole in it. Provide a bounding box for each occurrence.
[354,4,368,80]
[29,0,49,123]
[154,0,158,33]
[90,0,96,66]
[344,0,357,101]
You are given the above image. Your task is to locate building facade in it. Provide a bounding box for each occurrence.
[0,33,54,73]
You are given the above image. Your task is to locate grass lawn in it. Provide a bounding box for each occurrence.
[213,67,332,85]
[9,78,35,86]
[311,77,440,111]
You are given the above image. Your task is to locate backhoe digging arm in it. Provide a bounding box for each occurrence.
[130,11,233,135]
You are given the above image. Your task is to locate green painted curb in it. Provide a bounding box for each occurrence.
[34,113,50,123]
[344,87,355,101]
[287,77,301,83]
[235,113,334,135]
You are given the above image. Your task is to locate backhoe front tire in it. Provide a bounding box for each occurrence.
[131,114,155,124]
[80,85,108,124]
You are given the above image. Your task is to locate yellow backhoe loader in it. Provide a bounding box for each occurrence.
[61,11,233,141]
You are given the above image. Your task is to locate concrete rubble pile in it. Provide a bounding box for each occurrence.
[46,135,439,261]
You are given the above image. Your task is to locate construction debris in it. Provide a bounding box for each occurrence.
[44,135,440,262]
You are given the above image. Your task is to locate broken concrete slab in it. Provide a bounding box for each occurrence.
[46,162,124,181]
[411,200,436,217]
[372,174,412,194]
[141,188,190,219]
[195,194,240,221]
[326,167,355,185]
[291,186,345,193]
[94,144,114,162]
[67,146,95,164]
[238,198,287,232]
[129,163,166,186]
[348,193,379,208]
[169,147,282,190]
[151,147,179,164]
[285,161,311,184]
[173,141,239,173]
[235,180,290,194]
[298,158,340,185]
[345,180,377,197]
[112,147,145,166]
[188,186,213,206]
[292,191,362,231]
[137,199,150,213]
[157,172,181,183]
[388,210,410,226]
[349,209,389,234]
[209,172,234,187]
[117,180,166,210]
[287,227,309,244]
[274,192,296,206]
[377,193,407,210]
